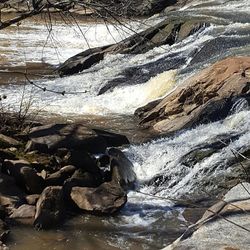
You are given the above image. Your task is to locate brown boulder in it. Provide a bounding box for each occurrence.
[70,182,127,214]
[34,186,65,230]
[138,57,250,133]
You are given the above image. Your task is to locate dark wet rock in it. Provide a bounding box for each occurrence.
[93,129,130,148]
[0,174,25,211]
[45,165,76,186]
[3,160,44,194]
[20,167,45,194]
[63,170,102,203]
[190,36,250,66]
[138,56,250,133]
[70,182,127,214]
[10,204,36,219]
[0,207,5,221]
[0,134,21,149]
[0,150,16,162]
[0,219,9,244]
[58,45,111,76]
[108,148,136,188]
[26,123,129,154]
[25,194,40,206]
[34,186,65,230]
[58,19,208,76]
[66,151,100,174]
[98,55,186,95]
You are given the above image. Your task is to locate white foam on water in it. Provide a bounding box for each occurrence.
[125,110,250,198]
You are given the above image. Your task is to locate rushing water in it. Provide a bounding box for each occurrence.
[1,0,250,249]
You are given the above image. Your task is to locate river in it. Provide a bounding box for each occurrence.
[1,0,250,249]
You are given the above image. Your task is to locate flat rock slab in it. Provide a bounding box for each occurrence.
[26,123,129,154]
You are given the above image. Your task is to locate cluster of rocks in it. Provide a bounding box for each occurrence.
[0,123,135,247]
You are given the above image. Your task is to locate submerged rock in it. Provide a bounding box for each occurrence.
[138,56,250,133]
[163,182,250,250]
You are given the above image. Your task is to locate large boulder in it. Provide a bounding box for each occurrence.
[137,57,250,133]
[25,123,129,154]
[34,186,65,230]
[70,182,127,214]
[163,182,250,250]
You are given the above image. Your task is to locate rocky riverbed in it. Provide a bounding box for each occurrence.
[0,0,250,249]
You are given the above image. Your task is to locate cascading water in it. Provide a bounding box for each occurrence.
[1,0,250,249]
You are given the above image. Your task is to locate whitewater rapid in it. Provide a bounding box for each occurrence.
[0,1,250,248]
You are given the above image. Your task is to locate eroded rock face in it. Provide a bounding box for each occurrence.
[70,182,127,214]
[137,57,250,133]
[34,186,65,230]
